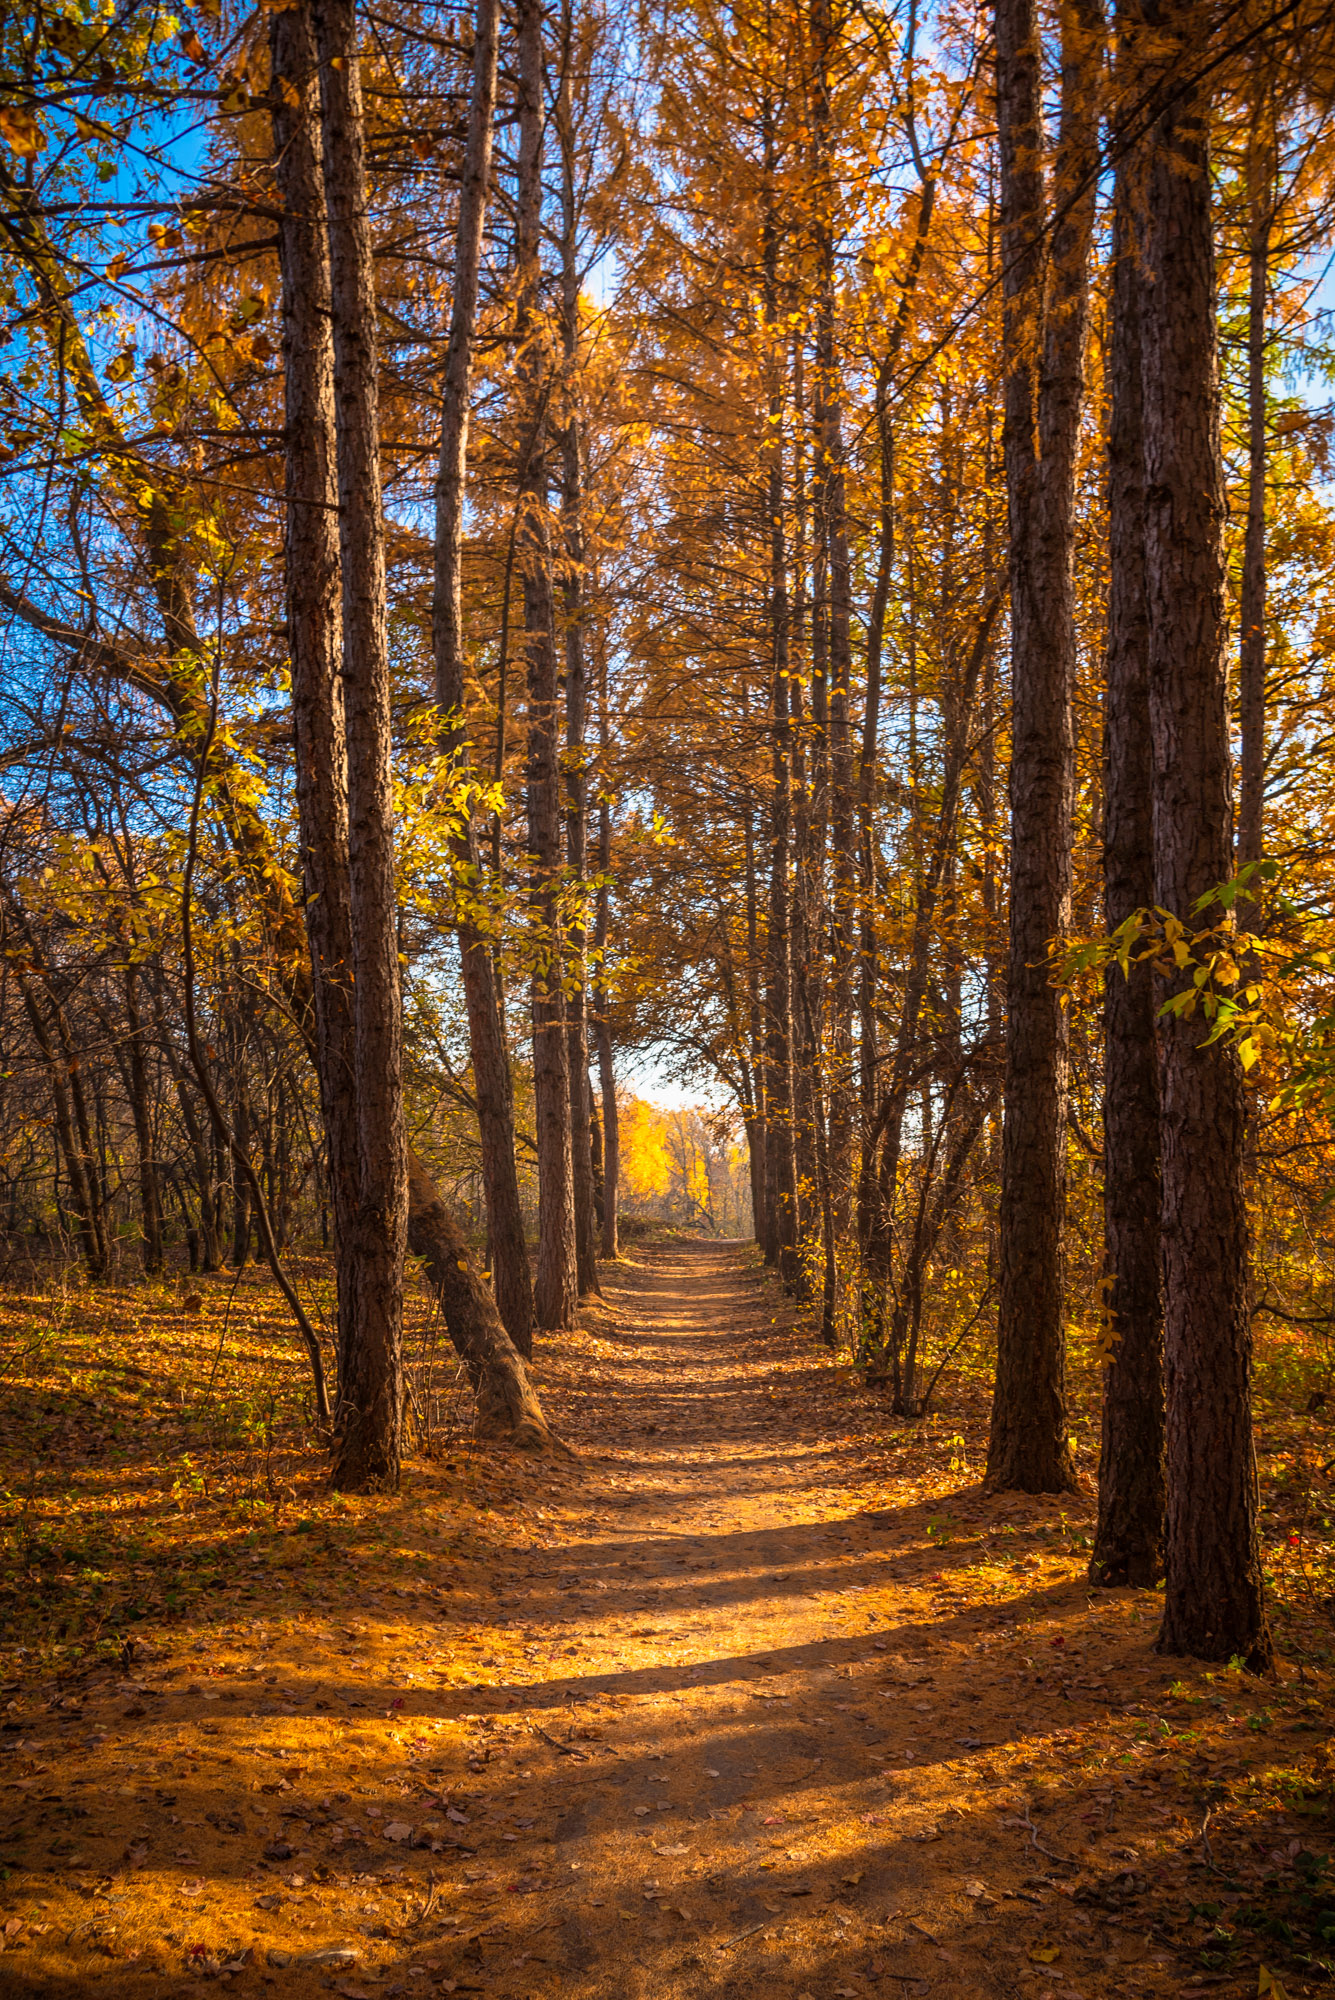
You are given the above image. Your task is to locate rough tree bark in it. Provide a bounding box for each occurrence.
[431,0,535,1358]
[1091,164,1164,1588]
[1238,90,1274,890]
[1140,0,1272,1666]
[407,1157,564,1449]
[313,0,408,1487]
[761,86,799,1288]
[986,0,1099,1494]
[593,623,619,1260]
[811,0,855,1256]
[556,10,601,1298]
[275,0,556,1451]
[517,0,578,1330]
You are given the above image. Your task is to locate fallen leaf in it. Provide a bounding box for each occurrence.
[1029,1944,1060,1963]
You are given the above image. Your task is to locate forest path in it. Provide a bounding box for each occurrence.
[6,1237,1306,2000]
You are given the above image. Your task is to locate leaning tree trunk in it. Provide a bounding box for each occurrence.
[1091,162,1164,1589]
[408,1156,566,1449]
[313,0,408,1489]
[986,0,1099,1494]
[431,0,535,1358]
[517,0,577,1331]
[1140,4,1272,1668]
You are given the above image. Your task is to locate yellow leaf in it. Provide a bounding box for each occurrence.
[0,105,43,157]
[1028,1945,1059,1963]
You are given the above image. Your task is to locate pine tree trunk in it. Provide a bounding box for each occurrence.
[761,90,798,1289]
[1091,167,1164,1588]
[272,0,359,1375]
[744,805,768,1247]
[1140,15,1272,1667]
[516,0,577,1330]
[313,0,408,1489]
[987,0,1099,1493]
[273,3,555,1451]
[593,639,619,1261]
[556,24,601,1300]
[1238,100,1272,888]
[811,0,855,1252]
[431,0,535,1358]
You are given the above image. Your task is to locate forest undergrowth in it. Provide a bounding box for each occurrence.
[0,1236,1333,2000]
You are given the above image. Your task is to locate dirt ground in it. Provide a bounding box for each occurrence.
[1,1237,1332,1999]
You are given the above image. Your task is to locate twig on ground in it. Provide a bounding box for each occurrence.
[716,1922,768,1950]
[1200,1806,1217,1872]
[535,1725,577,1755]
[1022,1804,1079,1869]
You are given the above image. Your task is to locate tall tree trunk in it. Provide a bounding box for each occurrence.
[761,88,799,1289]
[811,0,855,1258]
[790,446,821,1281]
[274,4,558,1452]
[986,0,1099,1494]
[1238,94,1273,891]
[593,625,619,1261]
[556,12,601,1299]
[313,0,408,1488]
[1091,166,1164,1588]
[517,0,577,1331]
[272,0,360,1378]
[1140,7,1271,1667]
[431,0,535,1357]
[857,377,892,1262]
[744,805,767,1246]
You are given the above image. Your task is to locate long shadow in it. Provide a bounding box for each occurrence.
[0,1603,1181,2000]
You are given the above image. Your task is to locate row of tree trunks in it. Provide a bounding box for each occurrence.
[273,0,560,1467]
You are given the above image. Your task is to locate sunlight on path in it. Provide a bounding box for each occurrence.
[1,1238,1315,2000]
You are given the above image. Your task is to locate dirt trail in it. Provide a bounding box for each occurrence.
[3,1238,1319,1999]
